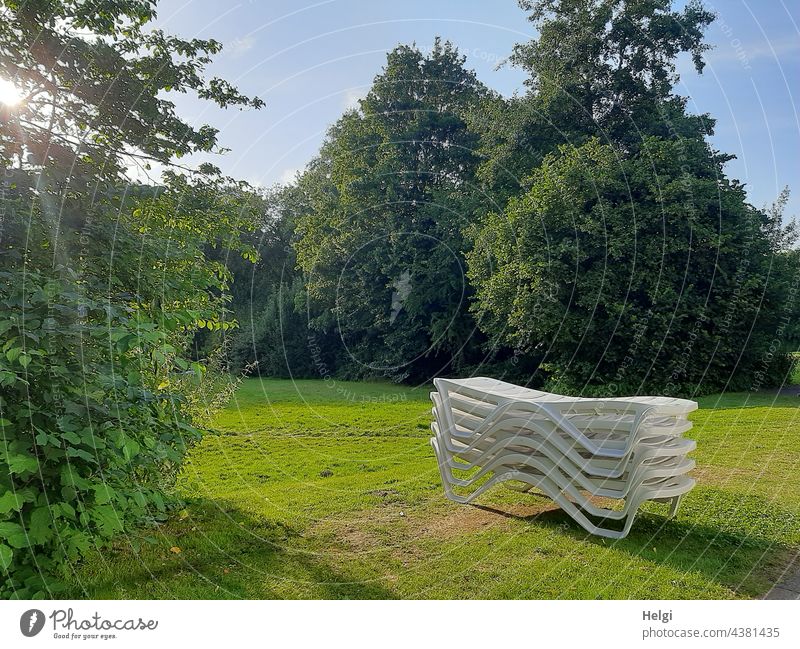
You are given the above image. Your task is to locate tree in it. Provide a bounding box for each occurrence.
[222,184,304,325]
[467,0,796,395]
[468,137,795,395]
[221,183,334,379]
[473,0,715,204]
[227,278,339,379]
[0,0,262,597]
[1,0,261,189]
[294,40,492,381]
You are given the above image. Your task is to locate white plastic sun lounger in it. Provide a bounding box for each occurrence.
[437,377,697,418]
[429,378,697,539]
[430,420,694,515]
[432,441,692,521]
[431,437,694,539]
[435,379,694,454]
[430,392,695,478]
[431,421,695,498]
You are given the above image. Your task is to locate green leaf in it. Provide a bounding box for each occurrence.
[91,505,123,537]
[65,530,92,560]
[0,491,25,515]
[0,543,12,570]
[61,431,82,446]
[0,522,29,548]
[65,447,96,463]
[151,492,165,512]
[92,484,116,505]
[116,333,136,352]
[58,502,76,519]
[122,439,140,461]
[5,454,40,475]
[28,507,53,544]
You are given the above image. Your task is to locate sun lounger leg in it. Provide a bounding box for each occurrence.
[667,495,683,519]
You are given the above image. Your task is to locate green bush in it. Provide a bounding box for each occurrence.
[0,175,255,598]
[0,0,262,598]
[0,269,204,597]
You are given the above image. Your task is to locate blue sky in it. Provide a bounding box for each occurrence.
[152,0,800,219]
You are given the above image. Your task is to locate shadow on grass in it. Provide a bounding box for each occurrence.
[470,487,800,599]
[63,498,396,600]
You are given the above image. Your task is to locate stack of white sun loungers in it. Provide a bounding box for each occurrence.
[430,377,697,539]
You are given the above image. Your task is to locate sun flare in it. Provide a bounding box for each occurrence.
[0,77,23,106]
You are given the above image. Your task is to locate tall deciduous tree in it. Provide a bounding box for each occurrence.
[474,0,715,204]
[468,138,795,394]
[467,0,797,395]
[295,40,492,381]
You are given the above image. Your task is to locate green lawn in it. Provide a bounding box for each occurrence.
[64,378,800,599]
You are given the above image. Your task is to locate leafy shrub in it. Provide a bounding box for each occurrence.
[0,269,204,597]
[0,175,256,598]
[0,0,262,598]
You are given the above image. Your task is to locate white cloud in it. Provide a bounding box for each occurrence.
[279,166,303,185]
[244,176,265,189]
[228,35,255,58]
[342,87,367,112]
